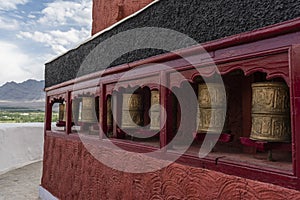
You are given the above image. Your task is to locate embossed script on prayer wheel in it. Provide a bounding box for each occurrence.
[198,83,227,133]
[81,97,97,123]
[250,82,291,142]
[107,96,113,127]
[150,90,160,130]
[121,94,144,128]
[72,100,80,122]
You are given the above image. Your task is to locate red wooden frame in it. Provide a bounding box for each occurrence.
[44,18,300,190]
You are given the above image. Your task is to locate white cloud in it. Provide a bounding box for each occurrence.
[0,41,44,86]
[27,14,36,19]
[0,0,28,10]
[0,16,19,30]
[18,28,90,54]
[0,0,93,85]
[38,0,92,27]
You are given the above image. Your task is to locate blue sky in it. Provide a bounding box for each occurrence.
[0,0,92,86]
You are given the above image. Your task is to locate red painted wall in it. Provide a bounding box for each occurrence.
[92,0,154,35]
[41,133,300,199]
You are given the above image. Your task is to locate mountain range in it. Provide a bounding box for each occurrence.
[0,79,45,101]
[0,79,45,110]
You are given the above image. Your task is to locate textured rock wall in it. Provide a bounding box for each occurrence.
[92,0,153,35]
[41,134,300,199]
[45,0,300,88]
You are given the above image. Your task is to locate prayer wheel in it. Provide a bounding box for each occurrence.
[250,82,291,142]
[72,100,80,123]
[107,96,113,128]
[150,90,160,130]
[121,93,144,128]
[197,83,227,133]
[58,103,66,121]
[81,97,97,123]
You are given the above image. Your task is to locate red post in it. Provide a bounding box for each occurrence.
[45,95,52,132]
[65,91,72,134]
[290,45,300,178]
[99,83,107,139]
[160,71,168,149]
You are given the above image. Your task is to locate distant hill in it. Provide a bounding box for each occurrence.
[0,79,45,102]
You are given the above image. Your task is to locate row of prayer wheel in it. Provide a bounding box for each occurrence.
[58,97,98,125]
[59,82,291,142]
[197,82,291,142]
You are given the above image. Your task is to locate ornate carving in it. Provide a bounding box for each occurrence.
[197,83,228,133]
[198,83,227,108]
[198,108,227,133]
[122,94,144,128]
[42,134,300,199]
[250,82,291,142]
[169,53,289,88]
[121,110,144,128]
[150,90,160,108]
[150,90,160,130]
[58,103,66,121]
[250,114,291,142]
[122,94,143,110]
[252,83,290,114]
[81,97,98,123]
[72,99,80,123]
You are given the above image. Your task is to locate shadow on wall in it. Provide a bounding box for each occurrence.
[0,123,44,175]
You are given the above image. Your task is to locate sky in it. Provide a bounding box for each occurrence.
[0,0,92,86]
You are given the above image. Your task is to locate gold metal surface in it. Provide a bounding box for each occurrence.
[58,103,66,121]
[121,93,144,128]
[122,94,143,110]
[250,114,291,142]
[252,82,290,114]
[81,97,97,123]
[250,82,291,142]
[72,100,80,122]
[198,83,226,108]
[198,108,227,133]
[197,83,227,133]
[150,90,160,130]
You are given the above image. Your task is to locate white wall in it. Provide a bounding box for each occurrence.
[0,123,44,175]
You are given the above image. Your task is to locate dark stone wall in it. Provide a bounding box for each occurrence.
[45,0,300,87]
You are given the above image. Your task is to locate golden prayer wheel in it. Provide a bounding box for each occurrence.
[150,90,160,130]
[197,83,227,133]
[250,82,291,142]
[81,97,97,123]
[121,93,144,128]
[58,103,66,121]
[72,100,80,123]
[107,96,113,127]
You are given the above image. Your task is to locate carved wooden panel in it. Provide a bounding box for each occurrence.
[49,93,66,104]
[71,87,100,99]
[170,53,289,88]
[42,134,300,199]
